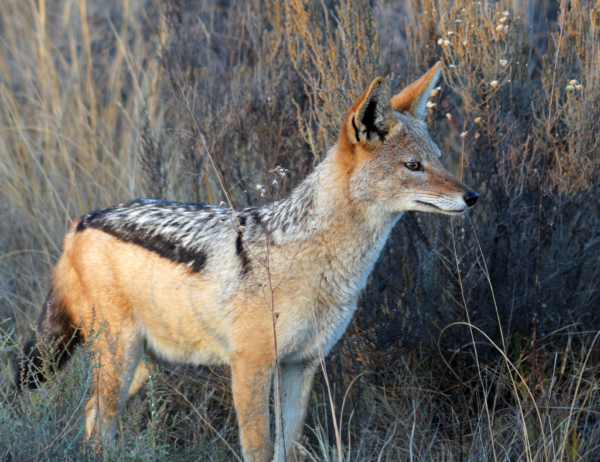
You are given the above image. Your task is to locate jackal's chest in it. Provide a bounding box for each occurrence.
[261,232,391,361]
[270,270,367,362]
[276,299,358,363]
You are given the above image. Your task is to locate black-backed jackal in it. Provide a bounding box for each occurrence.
[18,63,478,462]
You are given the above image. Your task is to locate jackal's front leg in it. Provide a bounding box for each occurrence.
[274,361,318,462]
[231,355,273,462]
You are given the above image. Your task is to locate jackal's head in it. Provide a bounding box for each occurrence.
[336,62,478,215]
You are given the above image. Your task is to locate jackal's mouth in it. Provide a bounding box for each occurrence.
[415,200,465,214]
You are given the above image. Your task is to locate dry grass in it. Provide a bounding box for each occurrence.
[1,0,600,460]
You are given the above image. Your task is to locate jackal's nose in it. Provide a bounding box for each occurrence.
[464,190,479,207]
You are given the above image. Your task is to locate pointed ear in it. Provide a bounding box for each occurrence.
[391,62,442,119]
[344,77,397,150]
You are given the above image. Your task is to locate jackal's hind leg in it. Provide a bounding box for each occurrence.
[126,356,155,400]
[273,360,318,462]
[85,326,144,442]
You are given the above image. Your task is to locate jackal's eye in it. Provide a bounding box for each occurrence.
[404,162,421,171]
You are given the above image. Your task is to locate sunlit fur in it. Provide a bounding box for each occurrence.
[19,62,477,462]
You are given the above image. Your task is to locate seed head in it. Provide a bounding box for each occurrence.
[437,38,443,45]
[490,80,499,88]
[566,85,574,93]
[474,117,481,124]
[446,113,452,120]
[273,310,280,318]
[575,84,583,91]
[475,132,481,139]
[270,166,290,178]
[499,17,507,24]
[499,59,508,67]
[443,39,451,47]
[460,131,468,138]
[426,101,436,109]
[430,89,438,97]
[496,24,504,33]
[569,79,578,86]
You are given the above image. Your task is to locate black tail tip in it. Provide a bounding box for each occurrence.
[16,284,84,391]
[14,341,46,391]
[15,328,83,391]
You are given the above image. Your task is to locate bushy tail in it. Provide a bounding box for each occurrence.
[16,284,83,390]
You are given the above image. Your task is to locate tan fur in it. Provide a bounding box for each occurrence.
[29,64,477,462]
[391,62,442,118]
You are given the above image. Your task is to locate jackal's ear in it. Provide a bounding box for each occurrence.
[391,62,441,120]
[345,77,396,149]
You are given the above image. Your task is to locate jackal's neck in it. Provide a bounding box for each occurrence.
[269,149,401,285]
